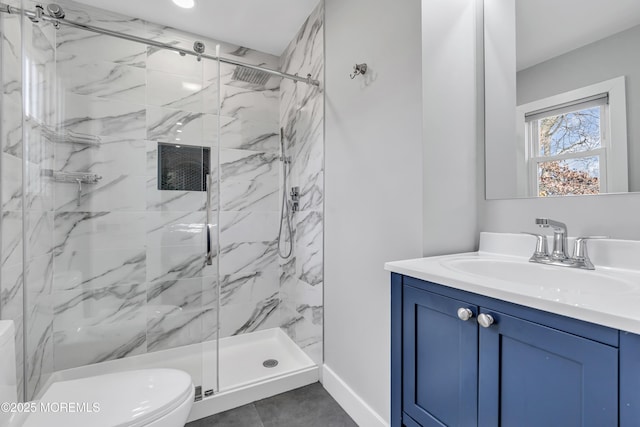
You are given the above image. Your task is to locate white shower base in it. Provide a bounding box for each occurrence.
[43,328,318,421]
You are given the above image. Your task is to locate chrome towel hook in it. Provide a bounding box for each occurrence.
[350,63,367,79]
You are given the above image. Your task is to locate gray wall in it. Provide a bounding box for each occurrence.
[324,0,423,423]
[324,0,480,424]
[517,25,640,191]
[422,0,480,256]
[480,194,640,240]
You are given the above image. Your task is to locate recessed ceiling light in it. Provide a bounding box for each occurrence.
[172,0,194,9]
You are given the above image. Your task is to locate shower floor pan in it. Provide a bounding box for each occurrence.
[45,328,319,422]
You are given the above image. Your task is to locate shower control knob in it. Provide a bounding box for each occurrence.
[478,313,495,328]
[457,308,473,321]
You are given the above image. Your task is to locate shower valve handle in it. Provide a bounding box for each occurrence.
[290,187,300,200]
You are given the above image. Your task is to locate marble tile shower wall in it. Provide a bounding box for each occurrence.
[1,0,323,399]
[279,3,324,365]
[216,56,281,339]
[50,13,217,374]
[49,0,283,374]
[1,2,57,401]
[0,0,286,398]
[1,9,25,401]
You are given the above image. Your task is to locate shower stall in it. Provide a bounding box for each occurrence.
[0,0,324,419]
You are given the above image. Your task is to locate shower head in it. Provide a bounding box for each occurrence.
[231,66,272,86]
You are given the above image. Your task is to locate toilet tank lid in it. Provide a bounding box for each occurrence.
[23,369,193,427]
[0,321,15,346]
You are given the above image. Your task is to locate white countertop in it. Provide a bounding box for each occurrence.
[385,232,640,334]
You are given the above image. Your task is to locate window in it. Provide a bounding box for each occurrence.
[516,77,628,197]
[526,95,607,196]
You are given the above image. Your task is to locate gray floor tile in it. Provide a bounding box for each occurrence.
[254,383,358,427]
[186,403,264,427]
[186,383,356,427]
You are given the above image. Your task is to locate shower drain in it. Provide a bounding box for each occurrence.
[263,359,279,368]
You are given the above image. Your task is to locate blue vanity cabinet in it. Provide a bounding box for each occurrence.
[402,285,478,427]
[392,273,623,427]
[478,309,618,427]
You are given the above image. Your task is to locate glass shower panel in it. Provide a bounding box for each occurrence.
[22,0,57,400]
[217,48,283,391]
[201,47,221,396]
[16,0,221,399]
[212,2,325,393]
[1,0,27,401]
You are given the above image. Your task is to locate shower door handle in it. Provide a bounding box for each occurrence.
[206,224,214,266]
[205,174,213,266]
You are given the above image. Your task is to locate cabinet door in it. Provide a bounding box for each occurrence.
[403,286,478,427]
[478,309,618,427]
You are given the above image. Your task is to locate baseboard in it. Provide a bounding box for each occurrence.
[322,364,389,427]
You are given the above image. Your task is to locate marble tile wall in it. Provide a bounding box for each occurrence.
[23,11,56,400]
[278,2,325,364]
[47,0,281,379]
[217,57,282,338]
[1,6,24,402]
[1,0,323,398]
[51,4,153,376]
[48,0,285,373]
[1,0,58,401]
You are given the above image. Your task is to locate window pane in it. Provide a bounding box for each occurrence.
[538,157,600,197]
[537,107,601,157]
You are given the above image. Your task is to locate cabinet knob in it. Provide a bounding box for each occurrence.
[478,313,495,328]
[457,307,474,321]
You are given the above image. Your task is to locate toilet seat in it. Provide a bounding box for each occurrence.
[22,369,193,427]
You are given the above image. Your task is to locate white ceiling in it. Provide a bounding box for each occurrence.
[71,0,320,56]
[516,0,640,71]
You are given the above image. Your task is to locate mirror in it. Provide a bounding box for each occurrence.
[484,0,640,200]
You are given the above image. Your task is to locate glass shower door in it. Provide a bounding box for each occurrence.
[0,0,28,402]
[16,0,221,399]
[201,45,221,397]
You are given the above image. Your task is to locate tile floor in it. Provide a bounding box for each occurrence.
[186,383,358,427]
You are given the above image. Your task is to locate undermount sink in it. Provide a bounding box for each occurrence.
[440,257,636,301]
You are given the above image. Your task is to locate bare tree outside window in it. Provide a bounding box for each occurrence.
[535,106,602,196]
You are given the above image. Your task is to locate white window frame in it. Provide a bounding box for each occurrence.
[516,77,628,197]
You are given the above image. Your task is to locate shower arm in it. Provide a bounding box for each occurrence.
[0,2,320,87]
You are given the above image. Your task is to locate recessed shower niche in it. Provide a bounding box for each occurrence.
[157,143,211,192]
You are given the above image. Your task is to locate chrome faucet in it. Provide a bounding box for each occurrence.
[525,218,607,270]
[535,218,569,261]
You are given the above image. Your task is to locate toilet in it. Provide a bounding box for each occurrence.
[0,320,194,427]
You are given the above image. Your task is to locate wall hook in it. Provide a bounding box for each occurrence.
[350,63,367,79]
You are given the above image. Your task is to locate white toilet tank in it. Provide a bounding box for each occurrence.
[0,320,18,410]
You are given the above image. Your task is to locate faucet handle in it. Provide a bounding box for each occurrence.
[572,236,608,270]
[573,236,608,258]
[521,232,549,259]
